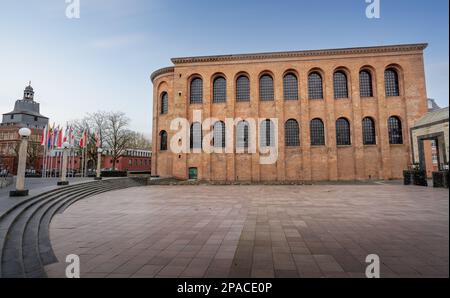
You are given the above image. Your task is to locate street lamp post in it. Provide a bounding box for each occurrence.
[95,148,103,181]
[10,128,31,197]
[57,142,70,186]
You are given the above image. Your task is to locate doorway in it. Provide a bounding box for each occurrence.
[189,167,198,180]
[417,132,446,176]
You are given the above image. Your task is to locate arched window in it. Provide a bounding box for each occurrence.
[160,92,168,114]
[285,119,300,147]
[308,72,323,100]
[362,117,376,145]
[236,75,250,102]
[190,77,203,104]
[385,68,400,97]
[213,121,226,148]
[160,131,168,151]
[260,119,275,147]
[213,76,226,103]
[336,118,351,146]
[310,118,325,146]
[190,122,202,149]
[236,121,249,149]
[259,75,274,101]
[388,116,403,144]
[360,70,373,97]
[283,73,298,100]
[333,71,348,99]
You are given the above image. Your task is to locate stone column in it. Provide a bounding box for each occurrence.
[58,142,70,186]
[10,128,31,197]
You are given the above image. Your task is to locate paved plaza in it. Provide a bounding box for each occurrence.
[45,184,449,278]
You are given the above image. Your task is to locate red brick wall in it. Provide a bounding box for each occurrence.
[154,45,429,182]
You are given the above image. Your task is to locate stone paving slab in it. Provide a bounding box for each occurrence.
[45,185,449,278]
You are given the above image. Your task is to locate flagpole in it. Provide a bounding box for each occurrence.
[41,137,46,178]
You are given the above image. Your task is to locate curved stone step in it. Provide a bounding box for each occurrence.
[23,185,110,277]
[2,184,107,278]
[0,183,100,277]
[0,178,148,278]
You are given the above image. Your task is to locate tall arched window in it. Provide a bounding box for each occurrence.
[308,72,323,100]
[336,118,351,146]
[285,119,300,147]
[160,131,168,151]
[283,73,298,100]
[310,118,325,146]
[190,77,203,104]
[362,117,376,145]
[260,119,275,147]
[160,92,168,114]
[360,70,373,97]
[385,68,400,97]
[334,71,348,99]
[236,75,250,102]
[236,121,249,149]
[259,75,274,101]
[213,121,226,148]
[388,116,403,144]
[190,122,202,149]
[213,76,226,103]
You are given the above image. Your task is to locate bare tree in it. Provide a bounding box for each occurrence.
[128,132,151,151]
[104,111,132,170]
[69,111,109,169]
[13,141,43,169]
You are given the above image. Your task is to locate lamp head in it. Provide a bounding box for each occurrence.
[62,142,70,149]
[98,148,103,154]
[18,128,32,137]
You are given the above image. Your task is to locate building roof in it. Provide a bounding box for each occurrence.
[151,43,428,82]
[3,109,48,119]
[170,43,428,64]
[412,107,449,128]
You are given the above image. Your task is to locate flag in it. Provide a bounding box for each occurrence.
[63,126,69,143]
[95,132,101,148]
[69,127,75,146]
[80,129,87,148]
[57,126,63,148]
[53,126,59,149]
[40,125,48,146]
[49,123,55,149]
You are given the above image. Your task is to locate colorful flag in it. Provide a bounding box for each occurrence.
[57,126,63,148]
[80,129,87,148]
[40,125,48,146]
[95,132,101,148]
[49,123,55,149]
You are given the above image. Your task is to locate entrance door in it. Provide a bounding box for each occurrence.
[189,167,198,180]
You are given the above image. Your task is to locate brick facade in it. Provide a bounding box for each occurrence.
[151,44,429,182]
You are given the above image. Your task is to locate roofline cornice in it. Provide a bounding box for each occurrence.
[150,66,175,83]
[170,43,428,65]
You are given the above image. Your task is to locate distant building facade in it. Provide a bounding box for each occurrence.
[0,84,49,174]
[101,149,152,172]
[151,44,429,182]
[42,149,152,176]
[411,107,449,177]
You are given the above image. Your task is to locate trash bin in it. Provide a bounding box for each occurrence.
[403,170,413,185]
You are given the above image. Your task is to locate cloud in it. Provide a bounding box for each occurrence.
[90,33,145,49]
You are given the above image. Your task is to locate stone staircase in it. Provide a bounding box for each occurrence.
[0,177,147,278]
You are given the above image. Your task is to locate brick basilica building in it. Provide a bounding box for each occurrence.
[150,44,429,182]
